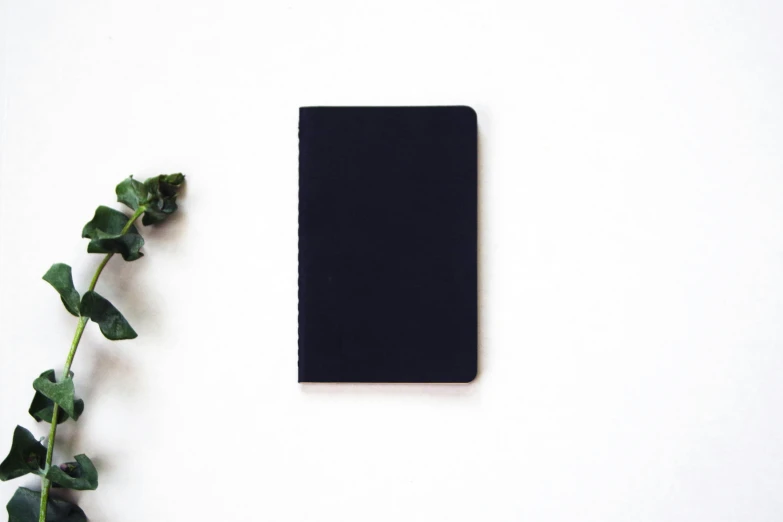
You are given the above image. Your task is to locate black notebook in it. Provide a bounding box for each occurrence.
[298,106,477,383]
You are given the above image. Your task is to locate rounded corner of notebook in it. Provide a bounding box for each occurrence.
[455,105,477,122]
[458,366,478,384]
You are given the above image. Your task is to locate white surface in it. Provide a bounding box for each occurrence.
[1,0,782,520]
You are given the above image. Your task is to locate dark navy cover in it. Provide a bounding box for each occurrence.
[298,106,478,383]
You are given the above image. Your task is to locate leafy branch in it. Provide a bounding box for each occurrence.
[0,174,185,521]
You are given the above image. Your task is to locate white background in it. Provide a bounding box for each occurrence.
[1,1,782,520]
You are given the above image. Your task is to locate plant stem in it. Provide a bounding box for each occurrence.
[38,315,87,520]
[38,206,146,522]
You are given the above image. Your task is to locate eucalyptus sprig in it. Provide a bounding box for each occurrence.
[0,174,185,522]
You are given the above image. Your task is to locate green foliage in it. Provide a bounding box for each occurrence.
[31,371,81,422]
[82,206,145,261]
[42,264,80,317]
[115,176,148,211]
[115,173,186,225]
[87,233,145,261]
[80,291,137,340]
[0,427,46,481]
[29,371,84,425]
[141,173,185,225]
[48,455,98,491]
[82,205,136,238]
[4,173,185,519]
[7,487,86,522]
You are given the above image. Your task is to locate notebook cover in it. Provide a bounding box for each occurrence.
[298,106,477,383]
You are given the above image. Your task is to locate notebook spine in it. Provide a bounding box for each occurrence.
[297,108,307,382]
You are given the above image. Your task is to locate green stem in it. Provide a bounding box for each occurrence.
[38,205,146,522]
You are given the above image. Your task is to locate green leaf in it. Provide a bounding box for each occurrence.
[31,370,80,421]
[142,173,185,226]
[0,426,46,481]
[42,264,81,317]
[140,207,169,226]
[82,206,144,261]
[29,370,84,424]
[82,205,137,236]
[48,455,98,491]
[7,487,87,522]
[80,291,137,340]
[86,232,145,261]
[145,173,185,196]
[116,176,149,211]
